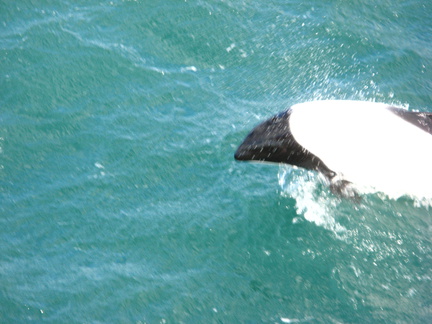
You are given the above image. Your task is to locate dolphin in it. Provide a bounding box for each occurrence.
[235,100,432,199]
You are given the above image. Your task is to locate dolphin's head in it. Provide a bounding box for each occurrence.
[234,108,334,177]
[234,110,294,164]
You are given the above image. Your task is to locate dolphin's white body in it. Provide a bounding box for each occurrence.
[289,101,432,199]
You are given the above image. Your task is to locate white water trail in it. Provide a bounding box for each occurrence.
[278,166,347,235]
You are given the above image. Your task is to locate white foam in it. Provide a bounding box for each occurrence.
[278,166,347,235]
[278,166,432,237]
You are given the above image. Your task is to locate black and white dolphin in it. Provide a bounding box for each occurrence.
[234,100,432,199]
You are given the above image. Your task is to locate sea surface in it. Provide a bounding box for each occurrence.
[1,0,432,323]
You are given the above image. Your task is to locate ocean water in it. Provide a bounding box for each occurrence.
[1,0,432,322]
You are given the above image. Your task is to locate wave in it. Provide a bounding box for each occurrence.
[278,165,432,236]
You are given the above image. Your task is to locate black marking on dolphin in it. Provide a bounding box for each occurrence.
[234,110,335,178]
[388,107,432,134]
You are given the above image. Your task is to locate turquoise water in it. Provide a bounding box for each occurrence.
[1,0,432,322]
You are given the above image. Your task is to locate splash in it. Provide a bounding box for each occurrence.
[278,165,432,236]
[278,166,347,235]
